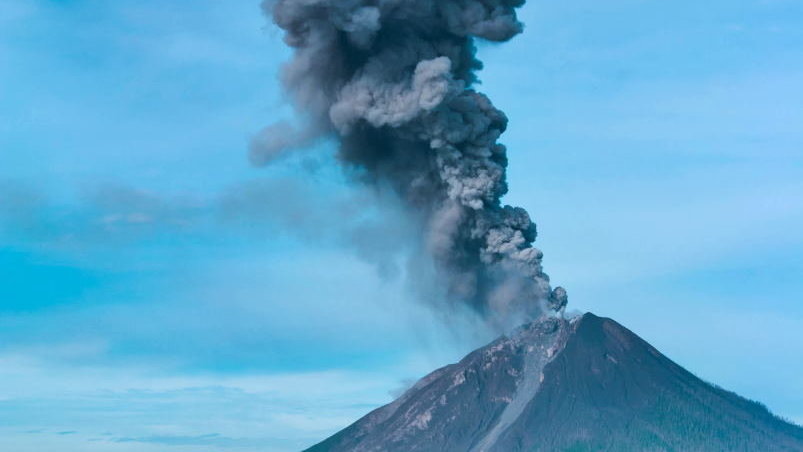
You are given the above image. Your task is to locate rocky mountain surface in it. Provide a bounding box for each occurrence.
[305,313,803,451]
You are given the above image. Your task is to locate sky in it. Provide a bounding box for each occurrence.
[1,0,802,451]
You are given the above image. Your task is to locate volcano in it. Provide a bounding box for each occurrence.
[305,313,803,451]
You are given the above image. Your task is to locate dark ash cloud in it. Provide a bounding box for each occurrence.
[256,0,566,329]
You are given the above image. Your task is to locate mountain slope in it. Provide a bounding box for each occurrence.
[305,313,803,452]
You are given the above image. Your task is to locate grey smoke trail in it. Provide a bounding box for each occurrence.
[255,0,567,327]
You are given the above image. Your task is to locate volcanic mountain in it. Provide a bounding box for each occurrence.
[305,313,803,452]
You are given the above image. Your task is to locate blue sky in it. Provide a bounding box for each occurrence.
[1,0,802,450]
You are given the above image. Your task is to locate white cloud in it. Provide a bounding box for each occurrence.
[0,354,406,452]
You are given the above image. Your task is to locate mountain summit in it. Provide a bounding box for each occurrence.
[305,313,803,451]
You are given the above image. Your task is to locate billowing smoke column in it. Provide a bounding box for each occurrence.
[256,0,567,327]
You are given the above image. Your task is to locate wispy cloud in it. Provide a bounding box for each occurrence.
[0,354,421,452]
[114,433,267,448]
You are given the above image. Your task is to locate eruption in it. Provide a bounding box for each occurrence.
[255,0,566,328]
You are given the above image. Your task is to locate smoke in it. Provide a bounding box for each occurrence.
[256,0,566,328]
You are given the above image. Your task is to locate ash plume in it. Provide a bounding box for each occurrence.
[255,0,567,328]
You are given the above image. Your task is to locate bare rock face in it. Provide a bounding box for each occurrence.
[305,314,803,452]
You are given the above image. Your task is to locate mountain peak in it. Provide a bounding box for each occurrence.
[306,313,803,451]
